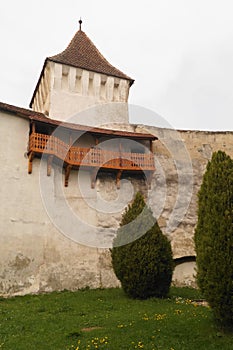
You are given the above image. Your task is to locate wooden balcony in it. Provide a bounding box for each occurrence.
[28,132,155,187]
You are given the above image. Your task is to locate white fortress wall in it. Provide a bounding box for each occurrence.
[0,111,119,296]
[1,111,233,295]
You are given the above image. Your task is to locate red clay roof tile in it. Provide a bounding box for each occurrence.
[48,29,134,84]
[30,28,134,108]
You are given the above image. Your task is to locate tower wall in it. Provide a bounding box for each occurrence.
[31,61,130,125]
[32,63,51,116]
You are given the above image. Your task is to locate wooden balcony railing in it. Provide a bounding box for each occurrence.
[28,132,155,187]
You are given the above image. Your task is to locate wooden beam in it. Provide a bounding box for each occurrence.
[32,122,36,133]
[65,165,72,187]
[69,132,73,147]
[28,152,34,174]
[116,170,123,189]
[150,140,153,153]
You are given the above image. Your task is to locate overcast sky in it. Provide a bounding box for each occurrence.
[1,0,233,131]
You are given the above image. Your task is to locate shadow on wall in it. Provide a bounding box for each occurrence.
[172,256,197,288]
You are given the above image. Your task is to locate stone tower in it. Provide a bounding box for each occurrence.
[30,20,134,126]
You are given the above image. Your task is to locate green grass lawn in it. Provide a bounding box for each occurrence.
[0,287,232,350]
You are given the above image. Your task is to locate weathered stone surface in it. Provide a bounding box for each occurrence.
[172,261,197,288]
[1,111,233,294]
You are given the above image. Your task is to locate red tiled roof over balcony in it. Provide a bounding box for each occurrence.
[48,22,134,85]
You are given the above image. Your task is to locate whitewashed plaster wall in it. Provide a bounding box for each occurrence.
[1,111,233,295]
[31,61,130,126]
[0,112,120,296]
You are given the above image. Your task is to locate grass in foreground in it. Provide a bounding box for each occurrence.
[0,287,232,350]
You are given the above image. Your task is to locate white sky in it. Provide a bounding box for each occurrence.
[1,0,233,131]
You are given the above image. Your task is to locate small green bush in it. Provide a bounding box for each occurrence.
[111,192,174,299]
[194,151,233,329]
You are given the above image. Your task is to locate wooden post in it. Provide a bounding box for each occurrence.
[69,132,73,147]
[65,165,72,187]
[32,122,36,134]
[68,132,73,163]
[150,140,153,153]
[28,152,34,174]
[116,170,123,189]
[119,140,122,167]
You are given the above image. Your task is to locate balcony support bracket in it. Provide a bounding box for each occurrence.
[116,170,123,189]
[28,151,34,174]
[27,132,156,188]
[65,165,72,187]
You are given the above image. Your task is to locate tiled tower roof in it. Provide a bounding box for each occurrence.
[49,28,134,85]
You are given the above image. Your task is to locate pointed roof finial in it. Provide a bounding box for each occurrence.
[79,18,82,31]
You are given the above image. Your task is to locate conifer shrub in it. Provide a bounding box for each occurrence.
[194,151,233,329]
[111,192,174,299]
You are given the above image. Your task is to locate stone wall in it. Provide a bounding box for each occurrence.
[151,127,233,258]
[1,110,233,295]
[148,126,233,286]
[102,123,233,286]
